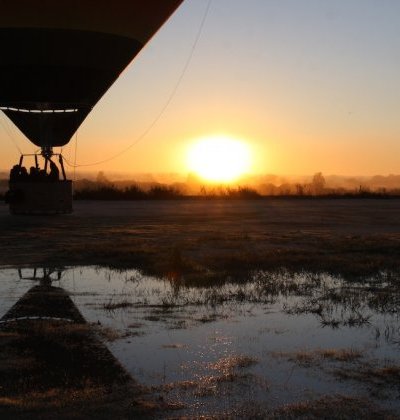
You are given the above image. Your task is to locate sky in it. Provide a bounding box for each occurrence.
[1,0,400,177]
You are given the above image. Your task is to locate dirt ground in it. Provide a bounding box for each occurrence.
[0,198,400,279]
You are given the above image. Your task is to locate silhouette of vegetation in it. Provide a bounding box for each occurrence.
[74,184,182,200]
[69,171,400,200]
[72,181,400,200]
[260,172,400,198]
[73,183,262,200]
[199,186,261,199]
[2,170,400,201]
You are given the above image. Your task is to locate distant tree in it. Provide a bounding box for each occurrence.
[96,171,110,185]
[278,183,292,196]
[260,183,278,196]
[124,184,146,199]
[226,186,261,199]
[148,185,181,199]
[295,183,305,196]
[311,172,326,195]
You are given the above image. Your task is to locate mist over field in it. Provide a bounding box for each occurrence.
[3,170,400,197]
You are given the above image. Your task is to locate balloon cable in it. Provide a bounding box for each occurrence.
[73,131,78,181]
[64,0,213,168]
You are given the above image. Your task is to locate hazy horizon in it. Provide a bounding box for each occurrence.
[3,168,400,181]
[3,169,400,196]
[4,168,400,178]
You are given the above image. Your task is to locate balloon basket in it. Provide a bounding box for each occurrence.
[7,180,73,215]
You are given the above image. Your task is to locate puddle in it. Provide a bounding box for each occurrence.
[0,267,399,417]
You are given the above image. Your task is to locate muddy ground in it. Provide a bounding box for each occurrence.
[0,198,399,279]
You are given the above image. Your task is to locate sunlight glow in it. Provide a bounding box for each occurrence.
[187,136,251,182]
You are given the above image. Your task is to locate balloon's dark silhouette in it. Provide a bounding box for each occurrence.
[0,0,183,149]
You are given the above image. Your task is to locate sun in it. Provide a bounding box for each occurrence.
[187,136,251,182]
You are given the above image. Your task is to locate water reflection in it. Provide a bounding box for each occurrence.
[0,267,149,418]
[0,267,399,417]
[1,266,83,324]
[17,266,64,285]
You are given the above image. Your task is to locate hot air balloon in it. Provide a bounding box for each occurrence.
[1,0,184,214]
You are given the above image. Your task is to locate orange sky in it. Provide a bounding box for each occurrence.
[2,0,400,178]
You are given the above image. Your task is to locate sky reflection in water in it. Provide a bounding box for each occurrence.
[0,267,399,417]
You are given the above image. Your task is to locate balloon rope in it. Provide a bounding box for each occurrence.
[64,0,213,168]
[73,131,78,181]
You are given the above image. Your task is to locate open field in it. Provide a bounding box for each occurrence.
[0,198,400,278]
[1,199,400,418]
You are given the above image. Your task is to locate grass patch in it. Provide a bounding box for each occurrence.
[317,348,363,362]
[92,325,138,342]
[208,355,258,374]
[269,394,394,419]
[334,362,400,386]
[155,354,264,401]
[272,348,363,366]
[2,200,400,280]
[161,343,188,349]
[102,298,133,311]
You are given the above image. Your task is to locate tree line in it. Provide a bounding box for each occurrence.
[2,172,400,201]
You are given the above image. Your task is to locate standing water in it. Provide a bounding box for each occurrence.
[0,267,399,417]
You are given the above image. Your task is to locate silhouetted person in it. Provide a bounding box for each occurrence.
[29,166,39,180]
[38,169,47,181]
[9,164,20,181]
[19,166,28,180]
[48,160,59,181]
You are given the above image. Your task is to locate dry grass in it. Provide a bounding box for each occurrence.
[1,200,400,279]
[273,347,400,397]
[0,331,21,338]
[271,348,363,366]
[154,354,265,401]
[127,322,143,328]
[102,297,133,311]
[92,325,132,342]
[161,343,188,349]
[155,371,268,399]
[208,355,258,374]
[317,348,363,362]
[269,395,395,419]
[334,362,400,386]
[0,383,158,420]
[0,385,109,409]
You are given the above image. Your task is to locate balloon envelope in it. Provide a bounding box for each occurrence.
[0,0,183,148]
